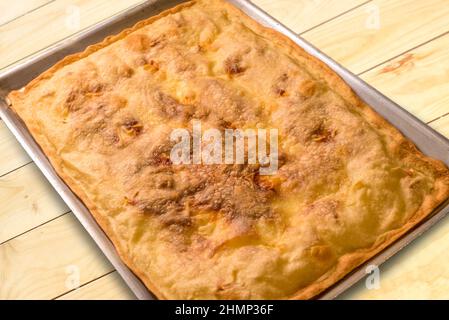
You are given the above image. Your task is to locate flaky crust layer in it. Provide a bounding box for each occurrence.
[8,0,449,299]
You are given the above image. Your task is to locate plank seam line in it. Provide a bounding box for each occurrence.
[299,0,372,35]
[0,210,70,246]
[0,160,33,178]
[427,111,449,125]
[52,270,116,300]
[0,0,57,28]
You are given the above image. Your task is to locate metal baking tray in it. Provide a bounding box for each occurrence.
[1,0,448,300]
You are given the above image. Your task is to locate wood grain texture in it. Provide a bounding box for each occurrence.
[0,0,448,300]
[0,120,31,176]
[252,0,368,33]
[0,0,145,70]
[303,0,449,74]
[0,0,372,71]
[57,272,135,300]
[360,33,449,123]
[0,163,68,243]
[430,114,449,138]
[0,213,113,299]
[0,0,53,26]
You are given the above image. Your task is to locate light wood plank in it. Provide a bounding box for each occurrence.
[252,0,368,33]
[303,0,449,74]
[57,272,135,300]
[0,0,146,70]
[0,0,53,26]
[0,120,31,176]
[0,213,113,299]
[0,163,68,243]
[360,33,449,123]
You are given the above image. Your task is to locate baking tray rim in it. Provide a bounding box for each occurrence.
[1,0,449,300]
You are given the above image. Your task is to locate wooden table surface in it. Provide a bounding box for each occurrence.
[1,0,449,300]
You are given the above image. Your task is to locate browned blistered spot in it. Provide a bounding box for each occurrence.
[224,56,245,75]
[119,65,134,78]
[125,34,164,53]
[104,130,120,146]
[128,179,206,230]
[65,93,84,113]
[278,152,288,168]
[129,143,175,175]
[216,118,237,130]
[148,152,172,166]
[123,196,136,206]
[310,124,335,143]
[134,197,177,215]
[156,176,175,189]
[275,87,287,97]
[65,91,78,110]
[148,35,166,48]
[144,60,160,73]
[216,283,229,292]
[403,168,415,177]
[149,39,161,48]
[122,119,143,136]
[279,73,288,81]
[147,145,173,167]
[272,73,289,97]
[153,91,193,121]
[65,83,106,111]
[254,174,282,192]
[191,165,275,222]
[89,83,105,93]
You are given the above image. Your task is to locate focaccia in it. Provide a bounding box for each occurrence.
[8,0,449,299]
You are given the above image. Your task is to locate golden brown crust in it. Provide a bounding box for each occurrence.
[8,0,449,299]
